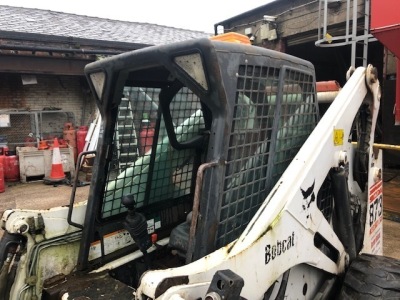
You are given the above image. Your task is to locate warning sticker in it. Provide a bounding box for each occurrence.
[333,129,344,146]
[89,229,133,261]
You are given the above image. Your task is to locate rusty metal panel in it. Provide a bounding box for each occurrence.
[0,55,93,75]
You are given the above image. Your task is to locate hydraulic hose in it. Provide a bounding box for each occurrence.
[0,253,12,298]
[331,168,357,261]
[353,102,372,192]
[0,232,26,299]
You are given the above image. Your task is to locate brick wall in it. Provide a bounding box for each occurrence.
[0,73,97,149]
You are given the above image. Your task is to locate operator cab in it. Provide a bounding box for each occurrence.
[80,38,320,285]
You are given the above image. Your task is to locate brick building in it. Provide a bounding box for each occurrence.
[0,5,210,149]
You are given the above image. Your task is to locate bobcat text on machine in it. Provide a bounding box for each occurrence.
[1,35,399,299]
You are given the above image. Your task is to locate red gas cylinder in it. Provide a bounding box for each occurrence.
[0,148,5,193]
[4,150,19,182]
[139,120,154,154]
[77,126,88,155]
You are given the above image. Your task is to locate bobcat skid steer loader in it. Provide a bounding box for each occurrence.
[0,37,399,299]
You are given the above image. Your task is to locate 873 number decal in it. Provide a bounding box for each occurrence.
[369,194,382,227]
[369,181,383,234]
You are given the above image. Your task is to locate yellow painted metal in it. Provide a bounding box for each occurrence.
[372,143,400,151]
[351,142,400,151]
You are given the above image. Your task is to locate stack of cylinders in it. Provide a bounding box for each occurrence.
[63,123,77,160]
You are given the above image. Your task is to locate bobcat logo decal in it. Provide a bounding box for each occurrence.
[301,180,315,218]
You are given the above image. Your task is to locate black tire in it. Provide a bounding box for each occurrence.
[339,253,400,299]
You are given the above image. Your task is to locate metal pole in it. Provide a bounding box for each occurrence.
[34,112,40,144]
[346,0,351,43]
[323,0,328,39]
[351,0,358,67]
[352,142,400,151]
[363,0,371,67]
[317,0,322,40]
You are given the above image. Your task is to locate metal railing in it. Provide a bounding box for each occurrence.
[315,0,377,67]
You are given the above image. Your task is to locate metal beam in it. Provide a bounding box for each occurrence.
[0,55,94,76]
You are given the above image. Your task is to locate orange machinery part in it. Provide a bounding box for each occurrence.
[316,81,341,92]
[210,32,251,45]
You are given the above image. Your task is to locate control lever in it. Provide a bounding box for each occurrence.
[122,195,152,267]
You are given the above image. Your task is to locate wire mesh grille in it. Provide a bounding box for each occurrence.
[217,65,318,247]
[270,69,318,183]
[102,87,204,219]
[218,65,279,246]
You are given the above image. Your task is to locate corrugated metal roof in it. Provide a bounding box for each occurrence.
[0,5,211,46]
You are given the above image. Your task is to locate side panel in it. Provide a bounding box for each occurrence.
[362,149,384,255]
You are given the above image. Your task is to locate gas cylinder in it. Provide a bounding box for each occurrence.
[139,119,154,154]
[24,137,36,147]
[4,150,19,182]
[63,122,77,160]
[38,140,49,150]
[63,123,76,148]
[0,148,5,192]
[77,126,88,156]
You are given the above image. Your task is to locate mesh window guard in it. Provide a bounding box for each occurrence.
[218,65,280,247]
[270,68,318,183]
[217,65,318,248]
[101,86,204,219]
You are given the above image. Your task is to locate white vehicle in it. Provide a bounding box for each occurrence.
[1,36,399,299]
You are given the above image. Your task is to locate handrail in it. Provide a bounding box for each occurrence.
[186,160,222,264]
[67,150,96,229]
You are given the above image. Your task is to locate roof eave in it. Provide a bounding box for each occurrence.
[0,30,151,51]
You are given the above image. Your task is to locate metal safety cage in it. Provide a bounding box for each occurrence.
[80,38,322,270]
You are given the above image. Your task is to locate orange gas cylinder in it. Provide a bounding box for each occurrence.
[63,123,76,148]
[38,140,49,150]
[63,122,77,160]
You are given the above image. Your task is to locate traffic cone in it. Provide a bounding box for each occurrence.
[46,138,65,182]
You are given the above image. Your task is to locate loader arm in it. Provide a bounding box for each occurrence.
[135,66,382,299]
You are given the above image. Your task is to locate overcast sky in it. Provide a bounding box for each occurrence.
[1,0,275,33]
